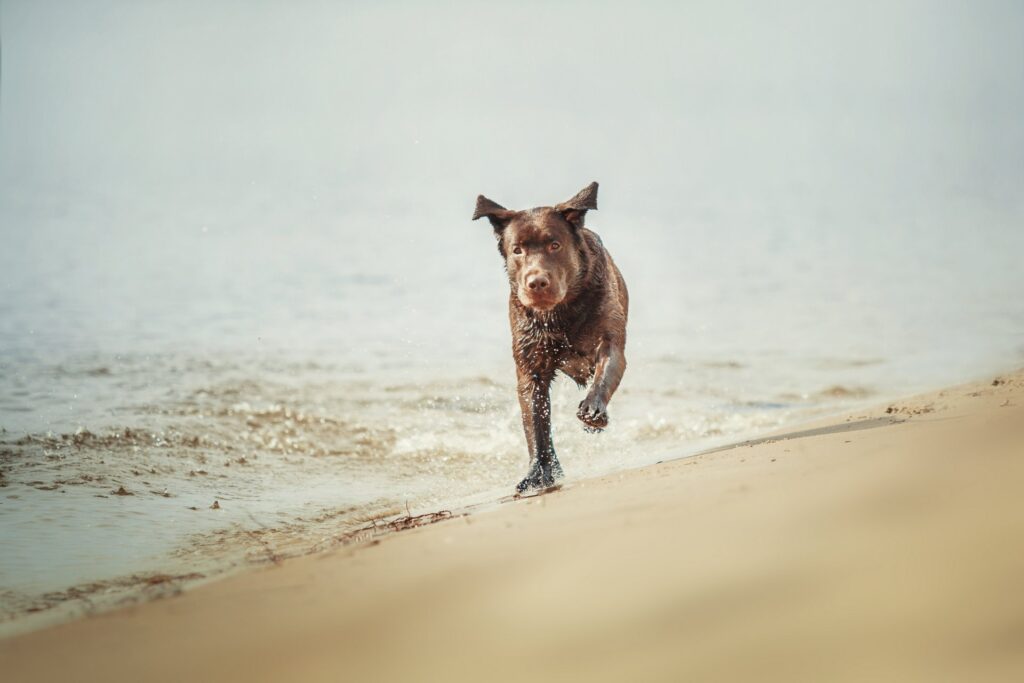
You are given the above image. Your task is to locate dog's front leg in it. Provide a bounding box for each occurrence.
[578,336,626,431]
[515,371,564,492]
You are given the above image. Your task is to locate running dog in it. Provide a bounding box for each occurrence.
[472,182,629,492]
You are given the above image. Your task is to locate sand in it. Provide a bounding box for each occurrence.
[2,370,1023,682]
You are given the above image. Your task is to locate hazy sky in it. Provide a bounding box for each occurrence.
[3,0,1022,222]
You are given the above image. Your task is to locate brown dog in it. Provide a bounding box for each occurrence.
[473,182,629,492]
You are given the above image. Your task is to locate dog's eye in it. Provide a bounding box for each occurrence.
[512,246,523,255]
[550,242,561,251]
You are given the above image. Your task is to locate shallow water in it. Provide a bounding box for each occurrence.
[2,0,1024,634]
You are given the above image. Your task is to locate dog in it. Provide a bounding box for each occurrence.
[472,182,629,493]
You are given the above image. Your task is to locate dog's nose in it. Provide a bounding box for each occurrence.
[527,274,550,291]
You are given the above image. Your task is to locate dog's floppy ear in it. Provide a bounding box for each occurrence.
[555,181,598,229]
[472,195,515,231]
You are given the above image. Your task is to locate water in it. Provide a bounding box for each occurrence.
[2,0,1023,634]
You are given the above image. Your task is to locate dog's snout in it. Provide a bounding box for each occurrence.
[527,274,550,291]
[519,268,561,310]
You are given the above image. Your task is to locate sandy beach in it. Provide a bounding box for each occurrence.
[2,369,1022,682]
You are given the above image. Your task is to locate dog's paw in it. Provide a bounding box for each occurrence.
[515,459,563,494]
[577,397,609,431]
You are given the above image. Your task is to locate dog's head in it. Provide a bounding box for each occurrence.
[472,182,598,311]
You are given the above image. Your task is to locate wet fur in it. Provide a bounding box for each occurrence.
[473,183,629,492]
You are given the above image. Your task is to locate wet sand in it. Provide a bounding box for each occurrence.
[2,370,1023,682]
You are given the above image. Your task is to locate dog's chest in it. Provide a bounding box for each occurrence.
[515,320,568,360]
[513,317,593,372]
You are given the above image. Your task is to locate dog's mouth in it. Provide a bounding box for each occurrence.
[518,288,564,311]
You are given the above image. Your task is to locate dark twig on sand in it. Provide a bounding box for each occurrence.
[336,509,456,546]
[245,513,284,566]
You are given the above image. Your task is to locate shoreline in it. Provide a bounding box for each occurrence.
[2,368,1023,681]
[1,352,901,633]
[0,376,889,639]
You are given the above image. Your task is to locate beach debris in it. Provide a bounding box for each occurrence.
[335,509,456,546]
[245,530,284,565]
[386,509,453,532]
[993,378,1005,386]
[112,485,134,496]
[210,500,221,510]
[885,403,934,416]
[187,506,199,511]
[151,488,172,497]
[21,571,209,616]
[143,572,204,586]
[390,510,438,532]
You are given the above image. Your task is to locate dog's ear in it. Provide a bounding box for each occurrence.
[555,181,598,229]
[472,195,515,231]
